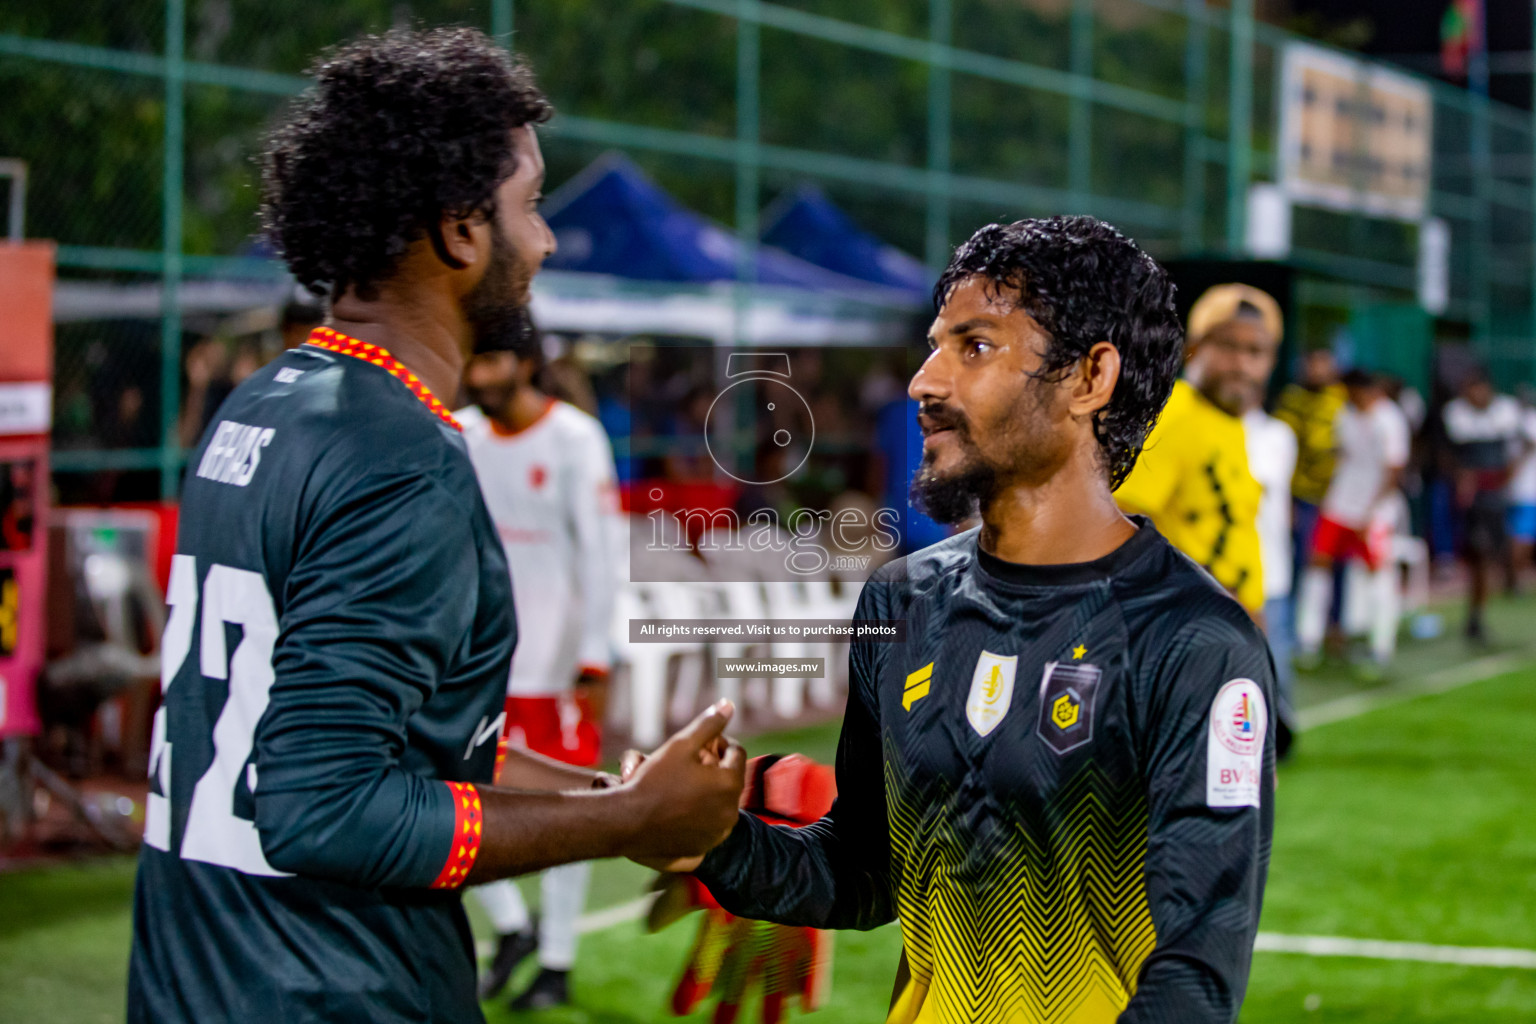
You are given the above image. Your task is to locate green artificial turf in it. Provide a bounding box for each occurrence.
[0,857,137,1024]
[5,622,1536,1023]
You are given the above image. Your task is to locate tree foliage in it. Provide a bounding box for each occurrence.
[3,0,1212,260]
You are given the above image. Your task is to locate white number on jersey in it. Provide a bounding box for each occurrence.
[144,554,291,877]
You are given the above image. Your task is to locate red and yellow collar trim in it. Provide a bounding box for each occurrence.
[304,326,461,432]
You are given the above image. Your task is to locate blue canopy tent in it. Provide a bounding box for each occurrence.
[760,186,944,550]
[760,185,930,304]
[530,153,920,344]
[541,152,921,299]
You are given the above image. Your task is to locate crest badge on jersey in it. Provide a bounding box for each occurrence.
[1206,678,1267,808]
[965,651,1018,737]
[1036,661,1103,754]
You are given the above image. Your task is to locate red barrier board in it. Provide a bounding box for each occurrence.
[0,242,55,738]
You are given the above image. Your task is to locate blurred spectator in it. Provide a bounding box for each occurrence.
[1296,370,1410,674]
[1506,392,1536,589]
[229,339,265,387]
[180,336,274,449]
[178,338,234,448]
[86,325,160,453]
[1276,349,1346,585]
[1442,372,1522,642]
[1243,380,1298,755]
[1,460,37,551]
[1116,283,1274,616]
[458,307,622,1011]
[594,364,635,483]
[662,385,717,482]
[541,353,600,417]
[733,438,793,521]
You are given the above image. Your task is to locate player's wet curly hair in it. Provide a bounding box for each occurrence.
[261,28,552,300]
[934,216,1184,489]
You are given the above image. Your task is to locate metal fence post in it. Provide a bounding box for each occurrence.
[1068,0,1093,211]
[728,2,762,476]
[492,0,514,48]
[1181,0,1207,251]
[1472,95,1492,358]
[0,159,26,240]
[160,0,186,500]
[1225,0,1253,253]
[925,0,952,273]
[733,0,760,357]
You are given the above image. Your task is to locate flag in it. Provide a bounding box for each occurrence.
[1440,0,1481,79]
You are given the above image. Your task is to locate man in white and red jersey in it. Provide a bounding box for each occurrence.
[1296,368,1411,673]
[1443,371,1522,641]
[458,307,622,1010]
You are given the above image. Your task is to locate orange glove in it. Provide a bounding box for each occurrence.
[648,754,837,1023]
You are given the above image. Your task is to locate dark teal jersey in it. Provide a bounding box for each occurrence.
[697,521,1275,1024]
[128,337,515,1024]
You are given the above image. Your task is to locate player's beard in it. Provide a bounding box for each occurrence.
[910,376,1060,526]
[465,223,527,356]
[1196,370,1256,418]
[467,377,516,420]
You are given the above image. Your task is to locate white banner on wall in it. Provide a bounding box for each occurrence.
[0,382,51,436]
[1418,217,1450,315]
[1279,43,1433,222]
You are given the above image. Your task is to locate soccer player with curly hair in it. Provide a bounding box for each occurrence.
[643,217,1276,1023]
[127,29,744,1024]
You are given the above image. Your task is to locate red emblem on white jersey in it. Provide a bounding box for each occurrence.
[530,465,548,490]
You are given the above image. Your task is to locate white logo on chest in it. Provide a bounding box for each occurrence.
[965,650,1018,737]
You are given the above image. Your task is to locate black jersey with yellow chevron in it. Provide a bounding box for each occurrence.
[696,519,1275,1024]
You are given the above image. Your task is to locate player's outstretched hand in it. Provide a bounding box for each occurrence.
[620,700,746,869]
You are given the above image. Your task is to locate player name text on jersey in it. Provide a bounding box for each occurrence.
[196,420,277,487]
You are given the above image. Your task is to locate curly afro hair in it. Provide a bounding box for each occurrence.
[934,216,1184,489]
[261,28,552,301]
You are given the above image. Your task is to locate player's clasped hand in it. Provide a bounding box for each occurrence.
[619,700,745,866]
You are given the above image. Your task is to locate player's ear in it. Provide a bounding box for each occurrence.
[428,210,489,272]
[1069,341,1119,418]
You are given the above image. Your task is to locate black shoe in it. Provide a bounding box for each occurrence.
[478,926,537,1001]
[509,968,570,1010]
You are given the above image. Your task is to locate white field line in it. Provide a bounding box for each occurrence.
[1255,932,1536,969]
[475,894,654,958]
[477,894,1536,972]
[473,655,1536,963]
[577,893,656,934]
[1297,650,1535,730]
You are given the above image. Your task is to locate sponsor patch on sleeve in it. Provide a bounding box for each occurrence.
[1206,678,1266,808]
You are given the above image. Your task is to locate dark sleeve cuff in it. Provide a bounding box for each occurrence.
[691,810,760,909]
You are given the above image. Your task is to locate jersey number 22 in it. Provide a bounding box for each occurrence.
[144,554,290,877]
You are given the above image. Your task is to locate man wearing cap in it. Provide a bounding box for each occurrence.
[1115,284,1281,622]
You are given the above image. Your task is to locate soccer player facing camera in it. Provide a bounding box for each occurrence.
[661,218,1276,1023]
[127,30,743,1023]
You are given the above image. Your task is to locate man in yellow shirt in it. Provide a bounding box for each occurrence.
[1275,348,1347,581]
[1116,284,1280,616]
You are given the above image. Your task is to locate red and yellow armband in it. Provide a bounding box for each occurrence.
[430,781,483,889]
